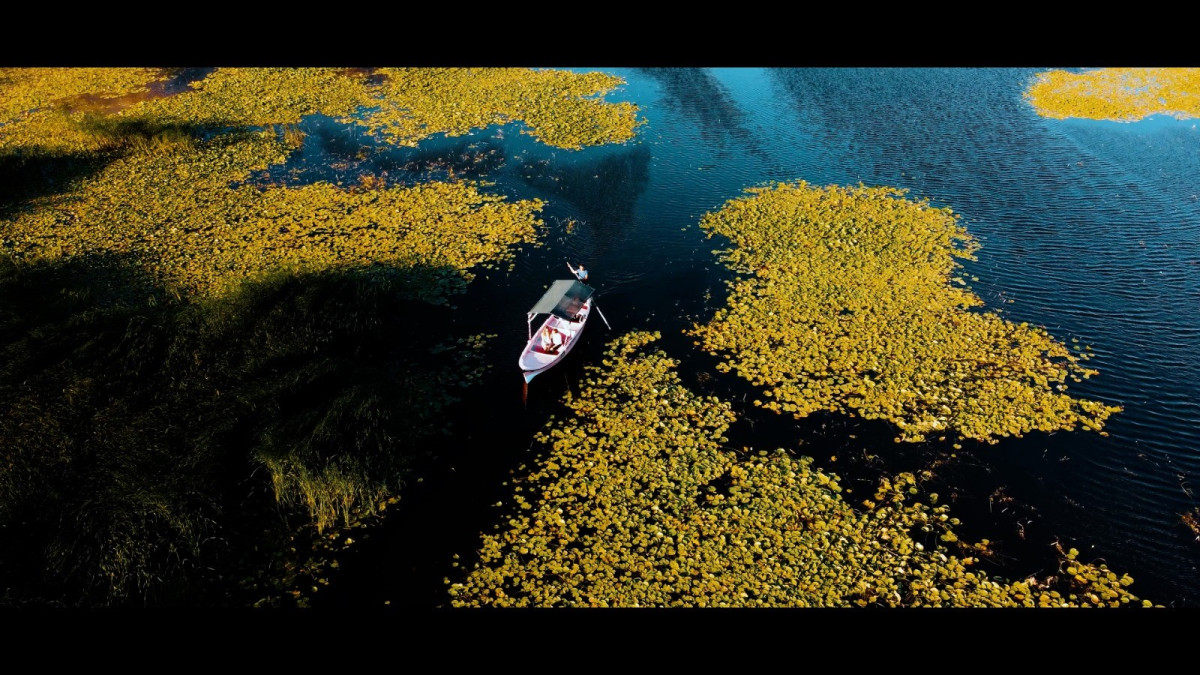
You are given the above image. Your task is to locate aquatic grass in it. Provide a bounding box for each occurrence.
[354,68,642,150]
[450,331,1145,607]
[686,181,1120,443]
[278,123,306,149]
[1025,67,1200,121]
[0,255,219,604]
[1183,508,1200,542]
[0,68,165,155]
[77,114,200,156]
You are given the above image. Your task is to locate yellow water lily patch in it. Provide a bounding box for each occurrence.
[355,68,642,149]
[1,67,648,302]
[450,331,1143,607]
[1025,67,1200,121]
[687,181,1120,443]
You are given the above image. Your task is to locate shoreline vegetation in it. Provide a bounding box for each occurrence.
[1024,67,1200,122]
[0,67,639,606]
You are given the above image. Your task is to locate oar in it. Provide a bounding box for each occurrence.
[593,303,612,330]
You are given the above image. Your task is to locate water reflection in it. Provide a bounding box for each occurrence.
[57,67,216,116]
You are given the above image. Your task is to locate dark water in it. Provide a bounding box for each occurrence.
[297,68,1200,607]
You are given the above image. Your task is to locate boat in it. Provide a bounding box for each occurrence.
[519,278,595,383]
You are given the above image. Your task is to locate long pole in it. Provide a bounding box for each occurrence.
[593,303,612,330]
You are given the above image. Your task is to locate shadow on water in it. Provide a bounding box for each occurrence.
[0,151,112,221]
[0,250,492,607]
[767,67,1045,200]
[516,144,651,253]
[158,67,216,95]
[638,67,774,166]
[0,117,221,221]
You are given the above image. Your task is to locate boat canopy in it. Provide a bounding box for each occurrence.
[527,280,595,321]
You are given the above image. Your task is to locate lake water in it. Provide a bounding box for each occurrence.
[302,68,1200,607]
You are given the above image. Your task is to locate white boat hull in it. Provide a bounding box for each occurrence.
[519,302,591,382]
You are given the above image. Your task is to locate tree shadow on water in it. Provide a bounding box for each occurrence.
[638,67,772,164]
[0,150,112,221]
[248,114,511,189]
[517,144,651,252]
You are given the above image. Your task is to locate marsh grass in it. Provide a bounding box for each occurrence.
[0,66,645,606]
[0,254,488,605]
[278,123,306,150]
[77,114,201,156]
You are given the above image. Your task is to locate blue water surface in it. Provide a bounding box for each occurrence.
[304,68,1200,606]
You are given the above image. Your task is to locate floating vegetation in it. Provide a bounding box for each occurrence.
[2,73,548,303]
[0,67,640,605]
[121,67,372,128]
[0,68,166,154]
[1183,508,1200,542]
[450,332,1146,607]
[687,181,1120,443]
[354,68,642,150]
[1024,68,1200,121]
[0,67,648,303]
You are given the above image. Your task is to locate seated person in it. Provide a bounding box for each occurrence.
[541,326,563,353]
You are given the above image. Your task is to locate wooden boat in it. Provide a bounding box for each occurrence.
[519,278,595,383]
